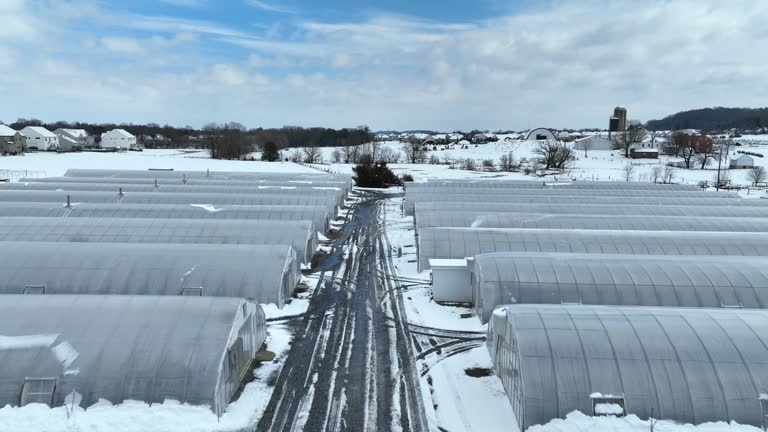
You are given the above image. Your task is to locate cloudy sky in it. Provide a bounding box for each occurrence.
[2,0,766,131]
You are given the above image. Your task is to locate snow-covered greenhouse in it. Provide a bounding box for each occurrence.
[404,193,763,215]
[418,228,768,271]
[0,217,317,266]
[0,181,347,208]
[414,211,768,232]
[414,201,768,219]
[0,242,298,306]
[471,252,768,323]
[0,202,332,232]
[24,175,352,191]
[0,295,266,416]
[406,179,700,191]
[487,305,768,429]
[63,168,351,184]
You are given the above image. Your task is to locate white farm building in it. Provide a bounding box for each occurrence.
[101,129,137,149]
[573,135,612,151]
[20,126,58,151]
[525,128,558,141]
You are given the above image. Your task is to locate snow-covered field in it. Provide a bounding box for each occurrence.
[0,148,320,181]
[292,137,768,196]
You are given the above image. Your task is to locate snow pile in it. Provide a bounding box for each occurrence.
[528,411,762,432]
[594,403,624,415]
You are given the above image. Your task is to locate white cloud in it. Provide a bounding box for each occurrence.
[101,36,141,54]
[1,0,768,130]
[244,0,296,14]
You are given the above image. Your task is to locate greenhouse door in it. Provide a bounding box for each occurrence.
[20,378,57,407]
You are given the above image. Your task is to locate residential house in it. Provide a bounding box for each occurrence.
[54,129,94,148]
[0,125,25,155]
[20,126,58,151]
[101,129,137,149]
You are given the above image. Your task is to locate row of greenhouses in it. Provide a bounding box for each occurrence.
[406,179,768,430]
[0,168,351,416]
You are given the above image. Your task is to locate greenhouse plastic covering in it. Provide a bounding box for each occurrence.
[403,193,748,215]
[405,186,736,198]
[0,242,298,306]
[0,202,332,232]
[471,252,768,323]
[0,295,266,416]
[24,175,351,189]
[418,228,768,271]
[0,182,347,208]
[487,305,768,429]
[0,217,317,265]
[414,201,768,219]
[415,211,768,232]
[408,179,700,190]
[64,168,351,183]
[0,190,339,215]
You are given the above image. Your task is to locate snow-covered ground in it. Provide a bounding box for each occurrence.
[289,137,768,196]
[0,148,319,181]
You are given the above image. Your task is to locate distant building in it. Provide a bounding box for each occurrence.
[101,129,137,149]
[472,133,488,142]
[20,126,58,151]
[54,129,94,148]
[525,128,558,141]
[730,154,755,169]
[614,107,627,131]
[573,135,612,151]
[629,148,659,159]
[422,135,436,145]
[0,125,25,155]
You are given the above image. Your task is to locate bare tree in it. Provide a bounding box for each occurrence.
[695,152,713,169]
[622,163,636,181]
[533,140,572,170]
[661,165,676,184]
[303,145,323,164]
[369,140,380,163]
[461,158,477,171]
[378,146,401,164]
[289,148,303,162]
[402,141,429,164]
[429,154,440,165]
[748,166,767,186]
[498,152,516,172]
[482,159,496,171]
[331,148,342,163]
[650,166,662,183]
[612,123,647,158]
[581,139,593,157]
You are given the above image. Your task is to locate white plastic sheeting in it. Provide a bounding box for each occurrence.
[0,217,317,266]
[414,210,768,233]
[0,202,332,232]
[418,228,768,271]
[0,295,266,416]
[487,305,768,429]
[471,252,768,323]
[0,242,299,307]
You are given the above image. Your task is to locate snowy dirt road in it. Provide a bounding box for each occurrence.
[256,191,428,432]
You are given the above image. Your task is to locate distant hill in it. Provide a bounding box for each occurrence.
[646,107,768,132]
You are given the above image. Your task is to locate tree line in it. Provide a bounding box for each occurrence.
[646,107,768,132]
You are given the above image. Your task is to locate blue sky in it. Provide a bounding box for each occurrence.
[1,0,767,130]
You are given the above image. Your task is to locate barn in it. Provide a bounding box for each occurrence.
[525,128,558,141]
